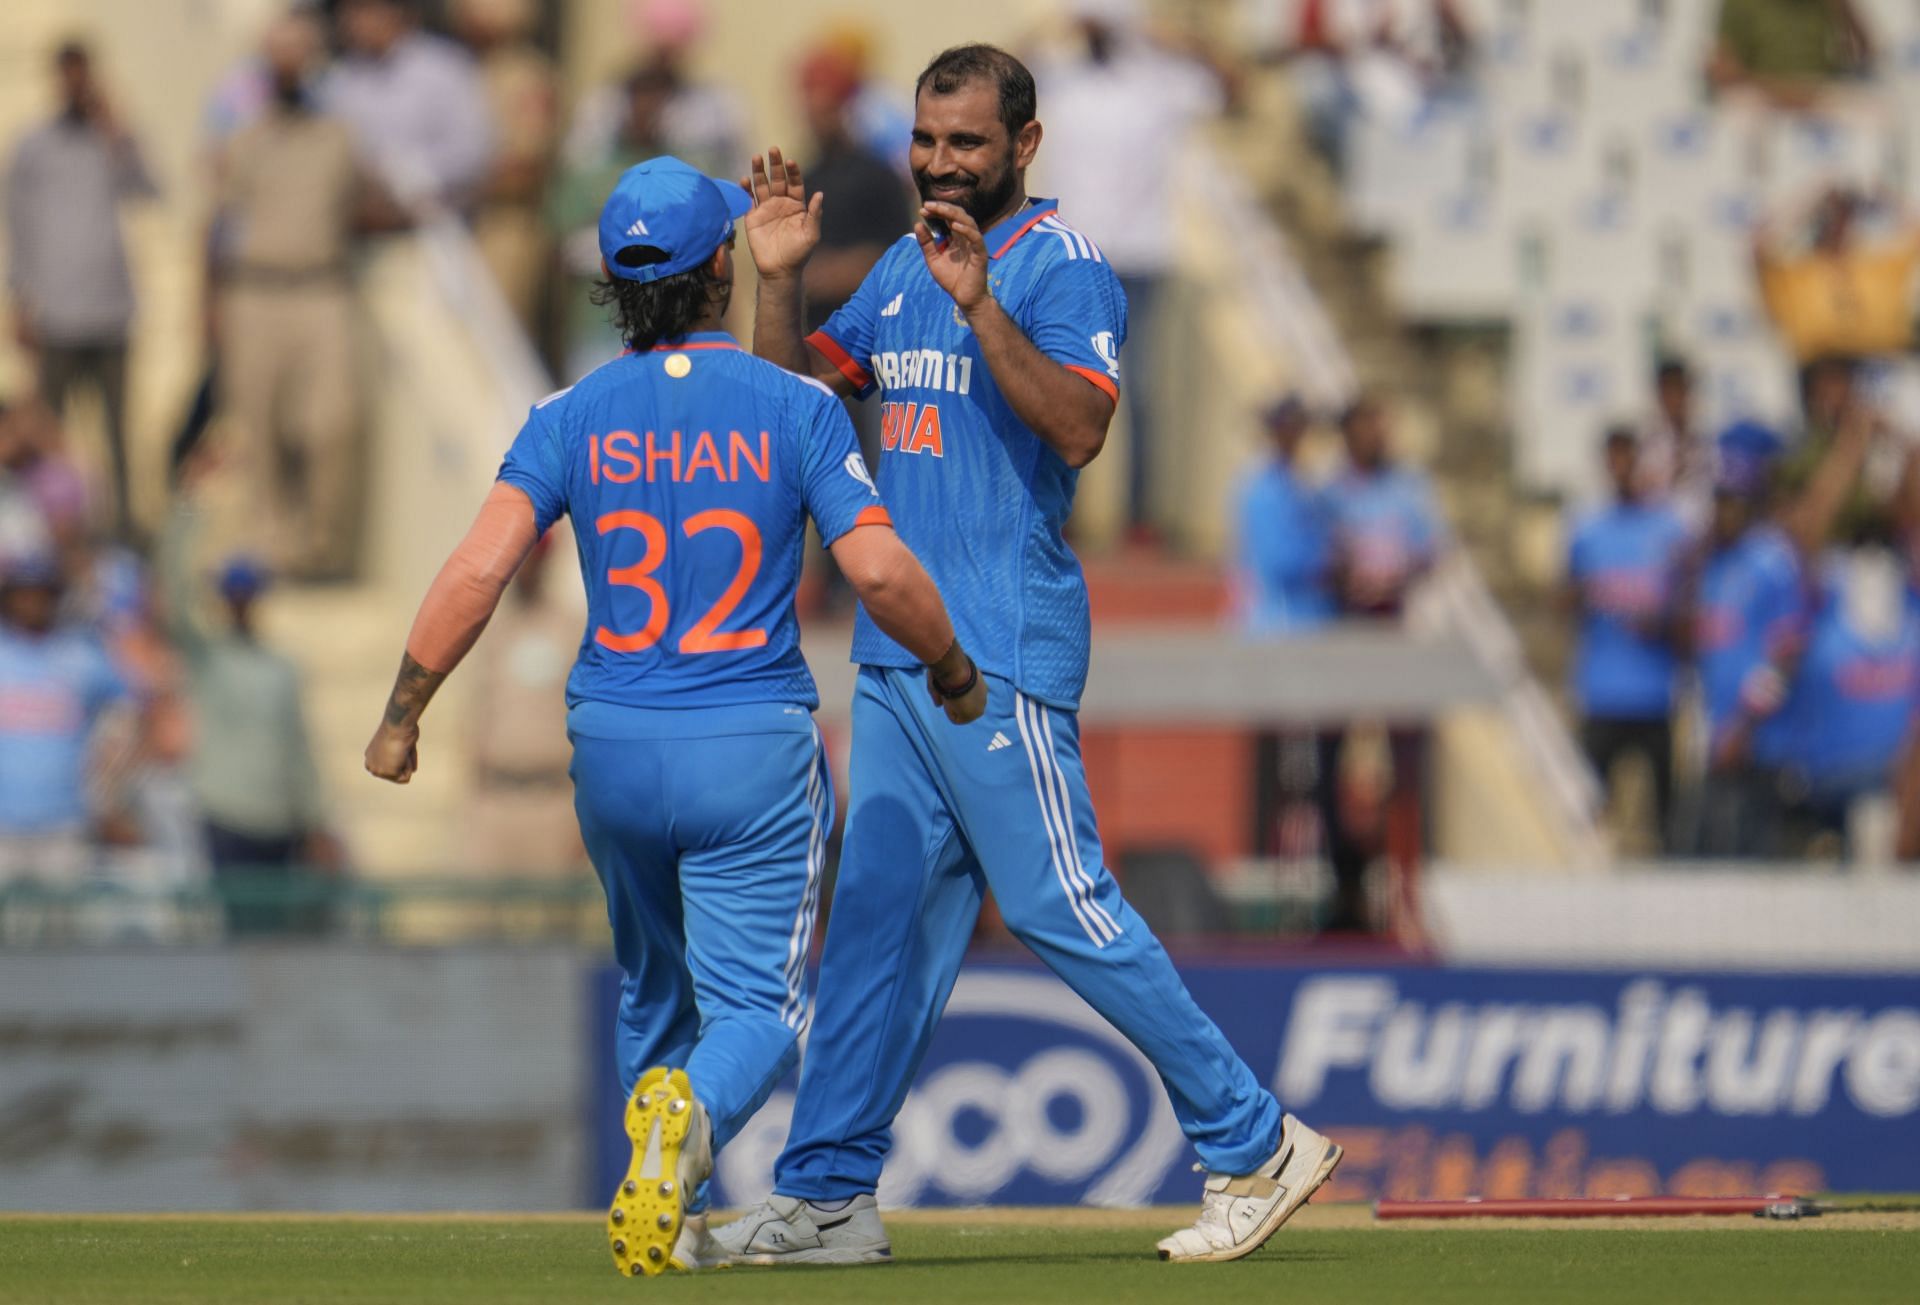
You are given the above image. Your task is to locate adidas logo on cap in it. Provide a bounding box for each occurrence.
[625,217,651,238]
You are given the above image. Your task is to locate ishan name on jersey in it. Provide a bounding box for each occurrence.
[587,428,773,485]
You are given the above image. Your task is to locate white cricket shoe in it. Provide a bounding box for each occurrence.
[668,1213,732,1272]
[1157,1114,1343,1263]
[714,1192,892,1265]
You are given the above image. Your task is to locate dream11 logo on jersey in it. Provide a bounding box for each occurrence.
[710,970,1188,1208]
[871,347,975,461]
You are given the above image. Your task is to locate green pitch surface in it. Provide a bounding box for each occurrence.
[5,1207,1918,1305]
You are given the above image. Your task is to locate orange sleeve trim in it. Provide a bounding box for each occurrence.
[807,330,873,391]
[853,505,893,529]
[1065,364,1119,403]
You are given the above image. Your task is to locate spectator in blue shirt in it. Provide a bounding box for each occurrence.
[1234,396,1333,635]
[0,553,131,890]
[1568,426,1691,852]
[1683,428,1803,856]
[1778,548,1920,856]
[1326,393,1444,617]
[1317,394,1444,931]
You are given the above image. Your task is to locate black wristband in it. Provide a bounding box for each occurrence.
[932,653,978,702]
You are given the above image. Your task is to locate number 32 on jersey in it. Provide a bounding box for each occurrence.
[594,509,766,655]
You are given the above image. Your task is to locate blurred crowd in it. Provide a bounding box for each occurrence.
[1234,0,1920,868]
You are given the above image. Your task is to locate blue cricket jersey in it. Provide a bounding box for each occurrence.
[0,625,127,833]
[1777,570,1920,794]
[497,332,888,711]
[1568,500,1691,718]
[1693,526,1804,756]
[1323,463,1445,616]
[809,198,1126,710]
[1234,458,1334,635]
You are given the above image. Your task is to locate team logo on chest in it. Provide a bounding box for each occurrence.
[870,345,974,460]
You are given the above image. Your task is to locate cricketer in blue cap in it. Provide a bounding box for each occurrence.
[598,156,753,283]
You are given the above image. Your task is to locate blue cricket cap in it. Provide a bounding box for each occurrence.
[216,555,271,600]
[0,551,62,589]
[598,156,752,284]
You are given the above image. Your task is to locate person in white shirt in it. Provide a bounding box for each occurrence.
[1033,0,1228,547]
[325,0,495,212]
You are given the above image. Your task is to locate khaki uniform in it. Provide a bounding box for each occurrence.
[473,43,558,332]
[215,109,362,578]
[465,589,586,876]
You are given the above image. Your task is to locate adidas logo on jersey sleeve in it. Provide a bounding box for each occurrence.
[880,292,903,317]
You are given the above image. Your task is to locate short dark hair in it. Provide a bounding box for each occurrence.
[54,38,89,66]
[1603,423,1638,450]
[1654,355,1691,387]
[589,256,727,353]
[1338,392,1381,431]
[915,44,1036,140]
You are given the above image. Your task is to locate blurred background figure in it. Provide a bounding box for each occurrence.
[560,0,743,180]
[161,478,334,936]
[1567,427,1689,855]
[454,0,560,332]
[4,39,159,544]
[327,0,495,215]
[1318,393,1442,931]
[1635,356,1712,529]
[463,534,585,879]
[0,397,88,564]
[1776,544,1920,858]
[815,20,914,178]
[1326,393,1441,619]
[1681,423,1797,857]
[1710,0,1874,107]
[1233,395,1333,636]
[1279,0,1476,174]
[0,552,132,902]
[548,60,676,380]
[210,11,367,581]
[797,38,912,470]
[1754,187,1920,366]
[551,0,742,379]
[1036,0,1230,549]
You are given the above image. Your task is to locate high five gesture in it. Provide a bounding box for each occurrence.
[743,147,823,281]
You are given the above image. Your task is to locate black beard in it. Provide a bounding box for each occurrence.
[914,159,1019,228]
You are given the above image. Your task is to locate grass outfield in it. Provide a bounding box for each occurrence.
[4,1206,1918,1305]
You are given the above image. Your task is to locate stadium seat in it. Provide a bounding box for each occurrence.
[1509,294,1646,499]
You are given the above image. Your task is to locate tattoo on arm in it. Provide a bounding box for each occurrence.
[382,652,447,728]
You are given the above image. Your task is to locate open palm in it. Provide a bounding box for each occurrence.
[744,147,823,278]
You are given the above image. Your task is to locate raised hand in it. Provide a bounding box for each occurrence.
[743,146,823,280]
[914,201,991,314]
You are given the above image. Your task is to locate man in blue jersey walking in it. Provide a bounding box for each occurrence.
[719,44,1341,1265]
[362,155,983,1277]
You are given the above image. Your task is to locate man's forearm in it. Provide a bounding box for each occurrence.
[380,652,448,729]
[965,297,1109,468]
[385,484,540,726]
[753,272,813,376]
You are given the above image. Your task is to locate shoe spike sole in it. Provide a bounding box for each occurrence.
[607,1066,696,1278]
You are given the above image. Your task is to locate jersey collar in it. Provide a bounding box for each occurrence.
[987,197,1061,259]
[648,331,741,352]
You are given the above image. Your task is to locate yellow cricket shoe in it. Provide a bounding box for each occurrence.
[607,1067,712,1278]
